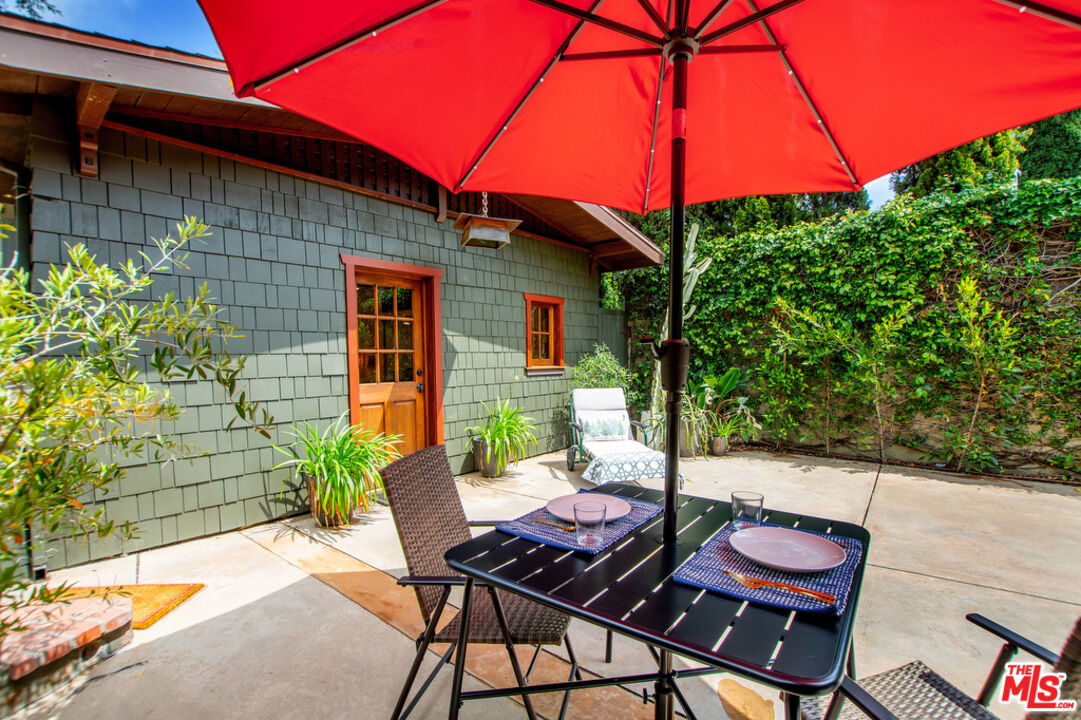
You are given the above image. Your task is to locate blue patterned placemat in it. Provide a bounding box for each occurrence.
[673,523,863,614]
[497,490,662,555]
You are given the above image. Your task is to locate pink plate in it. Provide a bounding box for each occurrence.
[728,526,846,573]
[546,494,631,523]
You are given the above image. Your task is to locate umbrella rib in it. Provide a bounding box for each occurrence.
[992,0,1081,29]
[245,0,450,95]
[562,49,663,61]
[643,55,668,213]
[694,0,735,40]
[699,0,805,45]
[745,0,858,186]
[455,1,605,191]
[699,44,784,53]
[524,0,665,46]
[635,0,673,36]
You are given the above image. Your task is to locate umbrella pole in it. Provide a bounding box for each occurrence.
[661,48,691,546]
[655,44,692,720]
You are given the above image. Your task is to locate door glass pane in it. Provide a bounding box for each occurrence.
[396,287,413,318]
[358,353,376,384]
[379,319,395,349]
[378,286,394,315]
[399,352,414,381]
[538,306,550,331]
[357,318,375,350]
[398,320,413,350]
[380,353,396,383]
[357,284,375,315]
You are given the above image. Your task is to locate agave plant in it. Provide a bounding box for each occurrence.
[273,413,401,526]
[465,399,538,475]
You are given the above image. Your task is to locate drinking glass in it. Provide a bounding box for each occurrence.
[573,501,606,548]
[731,491,764,529]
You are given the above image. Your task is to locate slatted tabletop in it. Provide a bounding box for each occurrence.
[444,483,870,697]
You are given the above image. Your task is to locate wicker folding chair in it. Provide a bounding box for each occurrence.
[801,614,1081,720]
[381,444,583,720]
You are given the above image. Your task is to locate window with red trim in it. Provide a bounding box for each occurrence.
[524,293,564,368]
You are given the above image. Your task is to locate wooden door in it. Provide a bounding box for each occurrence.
[352,273,427,455]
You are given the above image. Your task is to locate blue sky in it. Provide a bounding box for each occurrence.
[39,0,895,209]
[47,0,221,58]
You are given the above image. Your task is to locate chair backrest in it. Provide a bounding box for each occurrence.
[571,388,633,441]
[380,444,472,623]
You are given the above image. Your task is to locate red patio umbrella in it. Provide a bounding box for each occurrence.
[197,4,1081,706]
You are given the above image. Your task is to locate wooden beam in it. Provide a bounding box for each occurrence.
[75,81,117,177]
[108,106,354,141]
[436,185,448,223]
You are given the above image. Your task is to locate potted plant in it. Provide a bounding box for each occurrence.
[273,413,401,527]
[701,368,761,456]
[466,399,538,478]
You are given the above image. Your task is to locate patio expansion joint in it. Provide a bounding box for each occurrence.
[867,563,1081,608]
[860,462,884,528]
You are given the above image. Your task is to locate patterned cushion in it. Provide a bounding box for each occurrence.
[578,410,630,441]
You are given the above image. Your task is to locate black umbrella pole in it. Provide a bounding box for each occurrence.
[662,50,690,548]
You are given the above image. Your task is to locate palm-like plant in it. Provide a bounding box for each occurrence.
[466,399,538,475]
[273,414,401,526]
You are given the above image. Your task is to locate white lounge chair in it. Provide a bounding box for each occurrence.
[568,388,683,487]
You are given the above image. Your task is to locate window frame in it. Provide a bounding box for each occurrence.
[523,293,565,369]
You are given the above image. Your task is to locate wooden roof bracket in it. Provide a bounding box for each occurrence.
[75,81,118,177]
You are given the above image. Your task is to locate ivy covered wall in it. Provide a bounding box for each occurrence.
[623,179,1081,479]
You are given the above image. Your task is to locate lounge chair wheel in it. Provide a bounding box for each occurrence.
[566,447,576,471]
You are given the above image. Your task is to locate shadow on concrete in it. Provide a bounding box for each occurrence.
[25,574,480,720]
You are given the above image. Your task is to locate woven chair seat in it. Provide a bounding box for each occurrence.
[435,588,570,645]
[801,661,1000,720]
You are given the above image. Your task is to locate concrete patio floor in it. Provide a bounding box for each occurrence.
[30,449,1081,720]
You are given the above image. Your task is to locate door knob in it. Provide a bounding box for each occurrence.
[417,383,425,392]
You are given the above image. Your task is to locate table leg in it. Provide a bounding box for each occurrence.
[654,648,674,720]
[448,577,475,720]
[782,692,801,720]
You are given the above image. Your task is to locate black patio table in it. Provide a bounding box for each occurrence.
[443,483,871,720]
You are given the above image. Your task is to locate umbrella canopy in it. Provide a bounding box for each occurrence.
[199,3,1081,715]
[201,0,1081,213]
[199,0,1081,541]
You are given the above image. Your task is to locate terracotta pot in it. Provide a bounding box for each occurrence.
[472,438,508,477]
[708,436,730,456]
[304,472,352,528]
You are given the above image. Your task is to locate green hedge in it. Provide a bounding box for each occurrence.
[623,179,1081,478]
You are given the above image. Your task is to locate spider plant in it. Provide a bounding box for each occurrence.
[273,413,401,526]
[465,399,538,477]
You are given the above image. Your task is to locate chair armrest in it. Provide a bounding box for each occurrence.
[967,613,1059,665]
[968,613,1060,705]
[397,575,467,587]
[835,676,903,720]
[467,520,507,527]
[570,421,583,432]
[629,420,646,431]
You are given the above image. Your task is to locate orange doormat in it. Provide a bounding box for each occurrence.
[63,584,205,629]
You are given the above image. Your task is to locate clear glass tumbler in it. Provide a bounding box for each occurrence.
[573,501,607,548]
[731,491,764,529]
